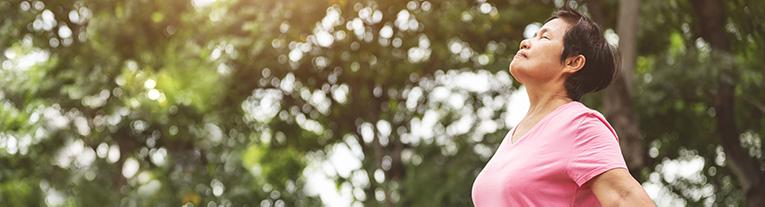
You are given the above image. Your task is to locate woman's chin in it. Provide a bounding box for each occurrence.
[509,66,523,81]
[509,66,535,83]
[509,64,524,75]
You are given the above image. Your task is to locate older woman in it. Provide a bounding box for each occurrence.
[471,8,655,207]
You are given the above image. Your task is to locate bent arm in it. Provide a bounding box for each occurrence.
[589,168,655,207]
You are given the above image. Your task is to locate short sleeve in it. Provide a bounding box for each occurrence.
[566,112,628,187]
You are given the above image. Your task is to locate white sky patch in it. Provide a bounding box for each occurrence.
[43,106,69,130]
[359,122,374,144]
[304,139,364,207]
[429,86,450,103]
[446,110,475,136]
[405,86,423,111]
[643,155,712,206]
[329,143,362,178]
[73,116,91,136]
[54,139,84,168]
[96,143,109,158]
[144,79,156,89]
[379,25,393,39]
[242,89,283,123]
[4,49,50,71]
[36,10,57,31]
[211,179,225,197]
[604,29,620,47]
[68,10,80,23]
[347,18,365,38]
[107,144,121,163]
[147,89,162,100]
[479,3,493,14]
[395,10,410,30]
[315,30,334,47]
[44,187,65,206]
[449,71,491,93]
[504,86,529,128]
[280,73,296,93]
[660,156,706,183]
[376,120,392,139]
[122,157,140,178]
[57,25,72,39]
[417,109,440,140]
[523,23,542,39]
[331,84,349,104]
[447,92,466,109]
[309,90,331,115]
[150,147,167,166]
[643,181,688,207]
[289,49,303,62]
[295,113,325,134]
[191,0,217,8]
[322,7,342,30]
[449,40,464,54]
[407,35,431,63]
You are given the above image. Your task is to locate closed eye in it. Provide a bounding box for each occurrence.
[535,31,550,40]
[534,28,550,40]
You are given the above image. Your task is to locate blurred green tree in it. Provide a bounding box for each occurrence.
[0,0,764,206]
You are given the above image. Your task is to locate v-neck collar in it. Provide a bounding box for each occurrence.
[508,101,578,146]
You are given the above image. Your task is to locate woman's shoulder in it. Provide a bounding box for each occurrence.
[556,101,603,120]
[559,102,618,139]
[555,102,616,133]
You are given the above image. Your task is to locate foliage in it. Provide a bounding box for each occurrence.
[0,0,763,206]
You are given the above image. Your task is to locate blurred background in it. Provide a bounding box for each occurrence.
[1,0,764,206]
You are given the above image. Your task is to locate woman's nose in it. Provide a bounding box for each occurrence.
[519,39,530,50]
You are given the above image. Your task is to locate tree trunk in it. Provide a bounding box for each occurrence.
[587,0,647,178]
[761,64,765,162]
[691,0,765,206]
[584,0,606,26]
[615,0,638,90]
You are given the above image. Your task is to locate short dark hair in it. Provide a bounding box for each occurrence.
[546,8,618,101]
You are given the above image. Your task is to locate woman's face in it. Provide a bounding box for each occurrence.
[509,18,572,85]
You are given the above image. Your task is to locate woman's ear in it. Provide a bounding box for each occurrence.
[563,55,586,74]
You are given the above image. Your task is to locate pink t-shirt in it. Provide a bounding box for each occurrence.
[471,101,627,206]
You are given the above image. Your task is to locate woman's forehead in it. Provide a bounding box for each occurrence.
[540,18,571,35]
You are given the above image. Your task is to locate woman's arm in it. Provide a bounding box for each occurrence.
[589,168,655,207]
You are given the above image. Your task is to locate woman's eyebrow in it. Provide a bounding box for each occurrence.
[535,28,550,37]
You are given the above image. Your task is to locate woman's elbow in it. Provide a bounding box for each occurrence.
[615,187,655,207]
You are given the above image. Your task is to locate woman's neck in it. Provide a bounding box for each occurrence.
[524,85,572,118]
